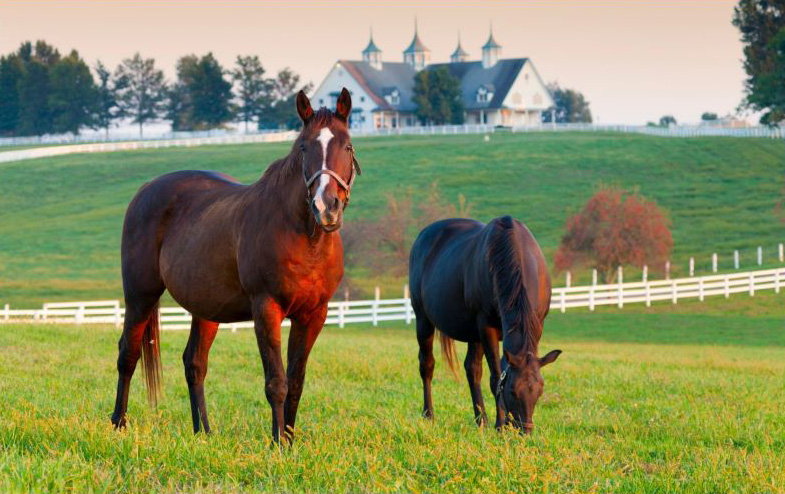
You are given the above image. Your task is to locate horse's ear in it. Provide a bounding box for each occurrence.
[296,90,314,123]
[539,349,562,367]
[335,87,352,122]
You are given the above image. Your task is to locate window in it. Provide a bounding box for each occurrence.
[476,87,493,103]
[319,99,324,106]
[360,96,365,103]
[384,89,400,106]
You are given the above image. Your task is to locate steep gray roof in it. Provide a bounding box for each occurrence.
[339,60,418,111]
[428,58,527,110]
[339,58,528,112]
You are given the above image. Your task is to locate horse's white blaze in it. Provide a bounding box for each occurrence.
[313,127,334,211]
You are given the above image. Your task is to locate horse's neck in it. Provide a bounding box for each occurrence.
[250,153,324,239]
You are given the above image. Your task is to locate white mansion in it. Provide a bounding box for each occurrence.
[310,26,554,131]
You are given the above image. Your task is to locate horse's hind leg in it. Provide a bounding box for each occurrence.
[111,292,163,428]
[183,317,219,434]
[416,315,436,419]
[464,341,488,427]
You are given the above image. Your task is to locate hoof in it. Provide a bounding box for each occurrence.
[111,414,127,430]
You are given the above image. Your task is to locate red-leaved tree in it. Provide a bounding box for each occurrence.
[554,185,673,282]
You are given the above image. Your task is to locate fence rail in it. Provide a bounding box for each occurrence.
[2,267,782,331]
[2,123,783,164]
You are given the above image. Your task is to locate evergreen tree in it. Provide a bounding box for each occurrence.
[17,41,61,136]
[167,53,233,130]
[542,83,593,123]
[733,0,785,124]
[412,67,464,125]
[0,54,24,135]
[258,68,311,130]
[115,53,166,138]
[49,50,98,135]
[232,55,268,132]
[94,61,123,138]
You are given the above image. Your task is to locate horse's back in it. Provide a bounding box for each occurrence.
[409,218,487,339]
[121,170,250,319]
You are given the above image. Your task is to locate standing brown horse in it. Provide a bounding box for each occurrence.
[111,88,360,442]
[409,216,561,432]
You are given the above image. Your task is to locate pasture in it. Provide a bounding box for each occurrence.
[0,132,783,306]
[1,292,783,493]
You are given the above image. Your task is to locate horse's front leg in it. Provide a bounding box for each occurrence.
[479,325,505,429]
[252,297,287,443]
[283,306,327,439]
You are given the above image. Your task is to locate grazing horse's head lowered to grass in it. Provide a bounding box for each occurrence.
[296,88,361,232]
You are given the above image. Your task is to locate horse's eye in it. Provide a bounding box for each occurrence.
[346,144,354,152]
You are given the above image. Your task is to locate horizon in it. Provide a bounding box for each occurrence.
[1,0,749,125]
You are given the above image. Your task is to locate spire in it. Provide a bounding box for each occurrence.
[362,26,383,70]
[450,31,469,63]
[403,17,430,70]
[481,23,501,68]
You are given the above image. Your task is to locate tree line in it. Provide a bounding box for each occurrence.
[0,40,311,137]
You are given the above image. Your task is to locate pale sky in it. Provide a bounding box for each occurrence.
[0,1,748,124]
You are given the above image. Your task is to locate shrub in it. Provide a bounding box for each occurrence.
[554,185,673,282]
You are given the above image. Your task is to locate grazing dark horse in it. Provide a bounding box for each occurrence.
[111,88,361,442]
[409,215,561,432]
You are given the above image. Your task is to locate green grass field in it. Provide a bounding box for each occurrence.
[1,306,783,493]
[1,132,783,306]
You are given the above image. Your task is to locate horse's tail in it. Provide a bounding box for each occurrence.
[141,301,162,407]
[489,216,542,349]
[437,330,460,380]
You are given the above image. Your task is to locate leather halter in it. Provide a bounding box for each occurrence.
[302,148,360,209]
[495,366,535,431]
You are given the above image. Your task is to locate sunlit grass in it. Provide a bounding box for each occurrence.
[1,310,783,493]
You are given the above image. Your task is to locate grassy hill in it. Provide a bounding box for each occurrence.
[1,132,783,306]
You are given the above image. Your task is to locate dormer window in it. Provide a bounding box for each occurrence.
[384,88,400,106]
[476,86,494,103]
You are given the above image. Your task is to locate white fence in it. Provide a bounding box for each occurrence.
[2,267,782,331]
[2,123,783,164]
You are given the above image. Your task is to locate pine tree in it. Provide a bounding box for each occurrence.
[115,53,166,138]
[232,55,268,133]
[94,61,122,138]
[49,50,98,135]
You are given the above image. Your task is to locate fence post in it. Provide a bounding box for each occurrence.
[757,246,763,266]
[114,303,122,328]
[689,257,695,277]
[712,253,717,273]
[76,304,84,324]
[665,261,670,280]
[339,302,345,329]
[749,272,755,296]
[672,280,678,304]
[779,243,784,263]
[3,303,8,322]
[589,285,595,311]
[617,267,624,308]
[373,286,380,326]
[404,284,412,324]
[698,277,704,301]
[42,303,48,322]
[775,270,781,294]
[592,269,598,286]
[724,275,730,298]
[642,265,648,282]
[734,250,739,270]
[560,289,566,313]
[566,272,571,288]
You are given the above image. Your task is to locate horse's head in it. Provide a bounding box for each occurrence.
[295,88,361,233]
[498,348,561,433]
